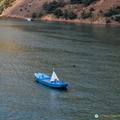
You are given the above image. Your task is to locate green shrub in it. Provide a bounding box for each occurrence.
[90,7,95,11]
[70,0,98,6]
[4,0,9,8]
[81,10,92,19]
[70,0,82,4]
[115,16,120,22]
[42,2,48,11]
[116,6,120,9]
[38,12,44,18]
[42,0,77,20]
[63,9,69,19]
[104,7,120,17]
[3,0,16,9]
[0,5,4,14]
[68,11,77,19]
[32,13,37,19]
[54,9,63,18]
[62,9,77,20]
[106,19,111,24]
[104,9,118,17]
[57,0,66,7]
[82,0,97,6]
[99,10,103,13]
[42,0,66,14]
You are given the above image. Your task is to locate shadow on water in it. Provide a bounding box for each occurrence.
[35,80,68,92]
[2,19,120,47]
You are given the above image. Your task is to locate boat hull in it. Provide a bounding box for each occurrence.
[34,73,68,88]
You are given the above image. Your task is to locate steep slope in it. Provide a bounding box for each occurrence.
[1,0,54,18]
[40,0,120,25]
[1,0,120,25]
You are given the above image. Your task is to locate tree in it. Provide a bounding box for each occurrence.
[32,12,36,19]
[82,0,97,6]
[38,12,44,18]
[90,7,95,11]
[42,0,66,14]
[54,9,63,18]
[106,19,111,24]
[68,11,77,19]
[115,16,120,22]
[81,10,92,19]
[44,1,58,13]
[63,9,69,19]
[62,10,77,20]
[57,0,66,7]
[104,8,120,17]
[70,0,82,4]
[42,2,48,11]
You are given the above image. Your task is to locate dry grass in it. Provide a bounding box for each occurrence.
[1,0,120,25]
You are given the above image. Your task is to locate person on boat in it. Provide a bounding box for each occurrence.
[42,75,44,79]
[55,79,59,83]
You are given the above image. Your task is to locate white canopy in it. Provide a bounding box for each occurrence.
[50,71,59,82]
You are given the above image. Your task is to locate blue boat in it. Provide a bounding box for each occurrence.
[34,70,68,88]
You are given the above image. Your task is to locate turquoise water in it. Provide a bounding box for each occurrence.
[0,18,120,120]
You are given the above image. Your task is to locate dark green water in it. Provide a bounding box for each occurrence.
[0,18,120,120]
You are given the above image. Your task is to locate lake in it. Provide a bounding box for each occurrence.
[0,18,120,120]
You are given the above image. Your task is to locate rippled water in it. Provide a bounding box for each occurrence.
[0,18,120,120]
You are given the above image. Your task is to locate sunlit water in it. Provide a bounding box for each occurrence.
[0,18,120,120]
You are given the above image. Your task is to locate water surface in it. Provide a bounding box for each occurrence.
[0,18,120,120]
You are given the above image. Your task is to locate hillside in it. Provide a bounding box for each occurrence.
[0,0,120,25]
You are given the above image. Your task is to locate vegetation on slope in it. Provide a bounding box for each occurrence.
[0,0,120,25]
[41,0,77,19]
[70,0,98,6]
[104,6,120,23]
[0,0,16,14]
[33,0,120,24]
[31,0,98,20]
